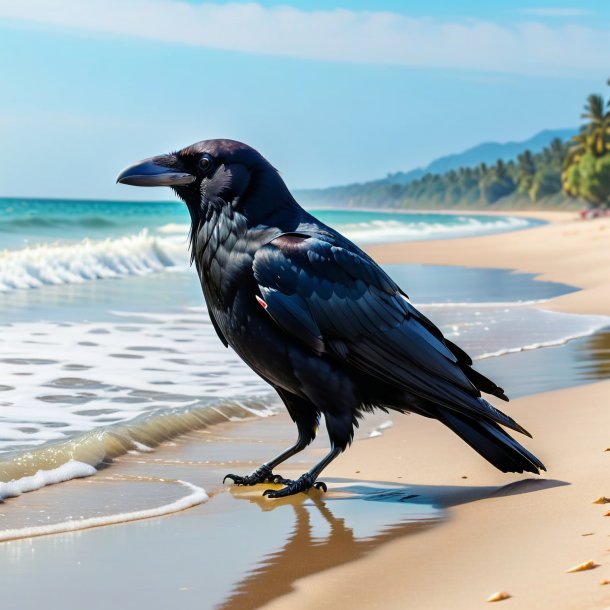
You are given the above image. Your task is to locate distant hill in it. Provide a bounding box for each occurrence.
[297,128,577,208]
[386,128,576,185]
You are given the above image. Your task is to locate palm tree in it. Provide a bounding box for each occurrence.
[564,89,610,171]
[580,94,609,156]
[562,79,610,205]
[517,150,535,193]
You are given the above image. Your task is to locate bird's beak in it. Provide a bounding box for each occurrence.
[116,156,196,187]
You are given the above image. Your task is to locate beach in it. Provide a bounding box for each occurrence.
[268,211,610,610]
[1,209,609,609]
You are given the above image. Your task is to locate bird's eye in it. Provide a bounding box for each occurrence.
[198,155,213,175]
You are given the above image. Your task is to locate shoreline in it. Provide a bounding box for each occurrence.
[1,210,609,609]
[262,210,610,610]
[368,210,610,317]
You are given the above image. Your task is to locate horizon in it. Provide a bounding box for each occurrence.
[1,0,608,200]
[0,125,577,202]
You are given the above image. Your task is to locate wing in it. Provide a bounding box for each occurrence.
[252,232,526,436]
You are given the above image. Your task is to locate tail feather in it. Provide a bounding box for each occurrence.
[444,338,509,402]
[464,367,509,402]
[437,409,545,474]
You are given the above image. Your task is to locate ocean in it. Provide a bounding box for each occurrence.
[0,198,608,508]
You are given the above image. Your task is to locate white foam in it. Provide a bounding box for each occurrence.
[131,441,154,453]
[157,223,190,234]
[0,302,607,458]
[0,313,274,455]
[0,216,532,292]
[0,460,96,501]
[0,479,208,543]
[420,299,549,309]
[341,216,530,244]
[475,327,604,360]
[0,230,188,292]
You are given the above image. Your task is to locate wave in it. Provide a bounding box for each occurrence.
[156,216,532,245]
[0,476,207,542]
[158,223,190,234]
[0,460,96,501]
[0,215,534,293]
[420,299,549,308]
[0,397,274,484]
[0,231,188,292]
[475,326,606,360]
[338,216,531,244]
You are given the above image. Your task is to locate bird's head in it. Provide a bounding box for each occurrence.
[117,139,293,223]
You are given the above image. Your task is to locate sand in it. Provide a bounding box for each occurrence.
[2,211,609,610]
[261,211,610,610]
[264,381,610,610]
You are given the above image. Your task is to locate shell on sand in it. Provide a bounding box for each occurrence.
[565,560,598,573]
[600,579,610,586]
[592,496,610,504]
[486,592,511,602]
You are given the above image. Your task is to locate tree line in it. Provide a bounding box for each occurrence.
[303,78,610,210]
[303,140,569,209]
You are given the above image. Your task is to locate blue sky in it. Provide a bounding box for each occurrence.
[1,0,609,200]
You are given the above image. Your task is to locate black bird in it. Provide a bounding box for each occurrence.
[117,139,545,497]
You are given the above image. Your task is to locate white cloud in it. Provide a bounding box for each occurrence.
[0,0,608,76]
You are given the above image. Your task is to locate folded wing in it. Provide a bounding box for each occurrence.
[252,232,528,437]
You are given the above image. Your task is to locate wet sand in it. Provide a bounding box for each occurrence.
[266,380,610,610]
[2,211,610,609]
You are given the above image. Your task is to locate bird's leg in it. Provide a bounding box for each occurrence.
[223,436,310,487]
[263,446,342,498]
[224,390,319,487]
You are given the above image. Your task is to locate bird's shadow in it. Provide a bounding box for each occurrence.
[215,476,566,610]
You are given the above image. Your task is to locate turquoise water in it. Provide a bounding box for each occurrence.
[0,197,536,250]
[0,198,539,293]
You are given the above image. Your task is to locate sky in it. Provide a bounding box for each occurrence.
[0,0,609,200]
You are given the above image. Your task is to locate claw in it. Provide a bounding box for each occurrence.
[262,473,328,498]
[223,464,293,487]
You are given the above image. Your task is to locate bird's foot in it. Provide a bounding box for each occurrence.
[223,464,293,487]
[262,473,327,498]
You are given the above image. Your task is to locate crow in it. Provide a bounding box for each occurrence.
[117,139,545,497]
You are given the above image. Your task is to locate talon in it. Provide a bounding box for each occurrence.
[224,465,289,487]
[261,473,328,498]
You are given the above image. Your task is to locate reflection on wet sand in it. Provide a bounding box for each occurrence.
[218,478,564,610]
[218,484,439,610]
[578,328,610,380]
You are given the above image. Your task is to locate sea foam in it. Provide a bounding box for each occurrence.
[337,215,530,244]
[0,215,533,293]
[0,460,96,501]
[0,231,187,292]
[0,479,207,542]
